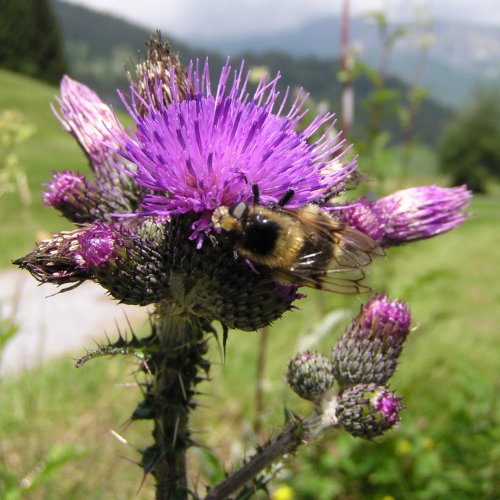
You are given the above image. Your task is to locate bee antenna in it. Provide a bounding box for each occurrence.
[252,184,260,205]
[278,189,295,207]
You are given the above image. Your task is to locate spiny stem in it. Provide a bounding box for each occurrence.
[148,301,209,500]
[205,416,310,500]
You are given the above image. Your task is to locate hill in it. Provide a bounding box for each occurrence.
[192,16,500,109]
[51,0,452,146]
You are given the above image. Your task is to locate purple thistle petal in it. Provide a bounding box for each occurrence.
[360,294,412,340]
[43,170,88,209]
[54,76,126,167]
[373,390,403,424]
[341,185,472,247]
[376,185,472,245]
[341,198,385,241]
[117,60,357,227]
[76,223,120,269]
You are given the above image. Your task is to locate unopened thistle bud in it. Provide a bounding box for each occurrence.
[335,383,403,439]
[332,294,411,386]
[287,351,334,401]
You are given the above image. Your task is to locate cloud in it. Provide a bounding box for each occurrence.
[60,0,500,39]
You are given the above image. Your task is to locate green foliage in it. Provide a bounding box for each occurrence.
[0,445,84,500]
[439,87,500,192]
[0,0,67,84]
[0,109,35,205]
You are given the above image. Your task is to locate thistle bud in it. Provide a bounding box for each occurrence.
[44,171,97,223]
[75,220,171,306]
[287,351,334,401]
[341,185,472,248]
[55,76,125,167]
[332,294,411,386]
[335,383,403,439]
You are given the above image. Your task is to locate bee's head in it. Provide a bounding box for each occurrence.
[211,202,249,235]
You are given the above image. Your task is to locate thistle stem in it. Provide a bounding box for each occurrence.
[149,301,208,500]
[205,417,309,499]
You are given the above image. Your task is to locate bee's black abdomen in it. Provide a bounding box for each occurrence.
[242,214,280,255]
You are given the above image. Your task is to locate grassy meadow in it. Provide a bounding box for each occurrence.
[1,69,499,498]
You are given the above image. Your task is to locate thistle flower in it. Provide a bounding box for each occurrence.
[332,294,412,386]
[43,167,143,223]
[118,60,357,237]
[43,170,94,223]
[335,383,403,439]
[54,76,126,167]
[287,351,334,401]
[342,185,472,247]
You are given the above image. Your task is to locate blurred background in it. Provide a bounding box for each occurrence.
[0,0,499,498]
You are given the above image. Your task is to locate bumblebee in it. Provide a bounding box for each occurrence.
[211,195,383,294]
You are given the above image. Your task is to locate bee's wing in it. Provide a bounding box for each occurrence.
[274,266,371,294]
[275,210,383,294]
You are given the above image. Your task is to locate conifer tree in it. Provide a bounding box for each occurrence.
[0,0,67,84]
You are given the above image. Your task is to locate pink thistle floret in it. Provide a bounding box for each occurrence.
[118,60,357,222]
[76,223,119,269]
[373,390,403,424]
[361,294,411,339]
[54,76,125,167]
[43,170,88,209]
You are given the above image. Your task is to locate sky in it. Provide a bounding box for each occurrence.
[62,0,500,39]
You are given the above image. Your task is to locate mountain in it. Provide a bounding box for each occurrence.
[50,0,452,146]
[190,16,500,109]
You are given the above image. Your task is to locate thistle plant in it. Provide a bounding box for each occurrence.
[14,37,471,498]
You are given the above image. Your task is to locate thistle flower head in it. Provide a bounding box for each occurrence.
[332,294,412,386]
[118,60,356,234]
[335,383,403,439]
[342,185,472,247]
[54,76,125,166]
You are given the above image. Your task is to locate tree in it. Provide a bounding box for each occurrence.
[0,0,67,84]
[439,87,500,193]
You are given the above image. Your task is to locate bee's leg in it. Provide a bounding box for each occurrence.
[252,184,260,205]
[313,189,339,206]
[278,189,295,206]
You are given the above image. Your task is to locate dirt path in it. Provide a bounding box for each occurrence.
[0,269,150,376]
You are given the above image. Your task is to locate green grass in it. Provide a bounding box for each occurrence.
[0,69,88,266]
